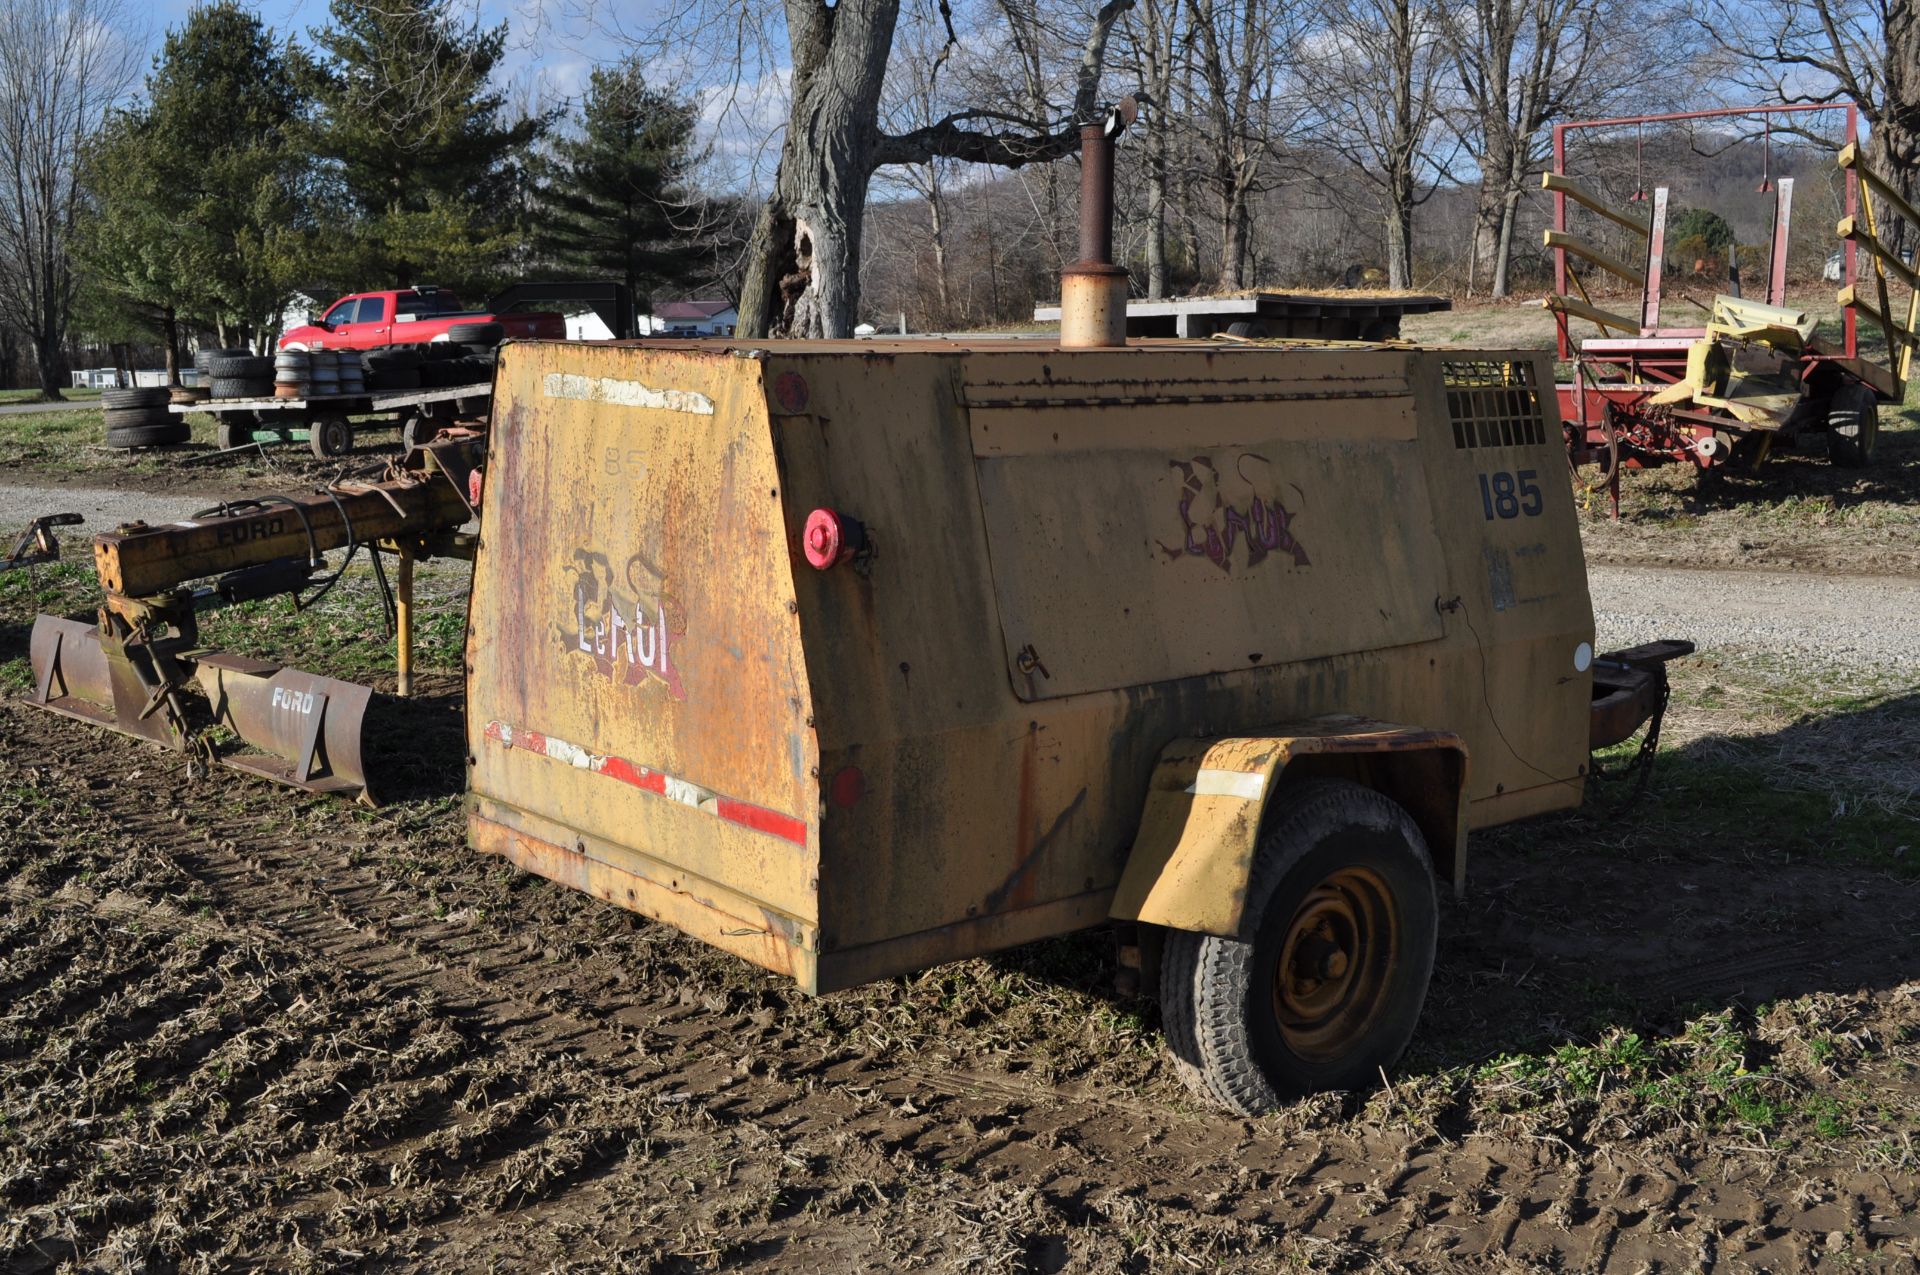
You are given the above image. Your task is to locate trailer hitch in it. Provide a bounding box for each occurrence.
[1589,639,1694,795]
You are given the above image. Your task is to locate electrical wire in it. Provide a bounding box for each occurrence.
[1444,593,1570,788]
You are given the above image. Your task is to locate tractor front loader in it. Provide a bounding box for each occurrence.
[26,440,482,803]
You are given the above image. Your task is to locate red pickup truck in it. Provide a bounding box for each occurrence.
[278,287,566,351]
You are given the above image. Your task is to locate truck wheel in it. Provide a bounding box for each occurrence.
[1826,382,1878,467]
[1159,779,1437,1114]
[310,415,353,458]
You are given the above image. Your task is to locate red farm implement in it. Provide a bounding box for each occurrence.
[1544,103,1916,515]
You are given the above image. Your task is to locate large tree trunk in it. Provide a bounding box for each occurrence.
[1491,187,1522,298]
[927,168,953,325]
[162,306,181,387]
[1220,182,1250,290]
[1145,128,1169,298]
[1385,165,1415,289]
[31,298,64,401]
[737,0,898,338]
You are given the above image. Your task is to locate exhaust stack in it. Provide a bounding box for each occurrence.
[1060,98,1137,349]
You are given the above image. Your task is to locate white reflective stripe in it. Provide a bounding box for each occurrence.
[543,371,715,415]
[1186,768,1267,800]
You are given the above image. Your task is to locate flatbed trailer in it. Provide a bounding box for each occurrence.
[172,383,493,458]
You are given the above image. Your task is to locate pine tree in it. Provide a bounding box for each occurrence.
[78,3,315,376]
[308,0,549,291]
[537,62,701,297]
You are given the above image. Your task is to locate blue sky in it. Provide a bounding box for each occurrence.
[143,0,598,109]
[137,0,782,187]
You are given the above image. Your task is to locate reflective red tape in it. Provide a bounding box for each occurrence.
[481,720,808,847]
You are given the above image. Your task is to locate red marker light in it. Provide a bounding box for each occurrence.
[803,508,865,570]
[468,467,483,508]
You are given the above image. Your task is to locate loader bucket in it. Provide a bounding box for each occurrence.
[29,615,187,750]
[195,654,376,802]
[27,614,378,803]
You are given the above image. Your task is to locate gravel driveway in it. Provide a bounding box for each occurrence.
[0,481,209,537]
[1590,563,1920,675]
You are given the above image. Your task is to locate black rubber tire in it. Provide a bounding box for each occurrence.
[195,347,251,370]
[210,377,271,400]
[101,387,170,410]
[1224,321,1270,339]
[216,420,251,450]
[457,342,498,362]
[445,321,504,345]
[103,407,172,430]
[1826,381,1879,467]
[423,342,460,361]
[368,366,422,392]
[1159,779,1438,1113]
[105,421,191,449]
[207,355,272,380]
[309,415,353,458]
[367,345,424,368]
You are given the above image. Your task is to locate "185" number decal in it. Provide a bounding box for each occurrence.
[1478,469,1543,520]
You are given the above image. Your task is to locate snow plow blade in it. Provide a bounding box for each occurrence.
[28,614,379,803]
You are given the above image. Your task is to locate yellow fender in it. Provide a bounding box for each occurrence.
[1110,715,1469,939]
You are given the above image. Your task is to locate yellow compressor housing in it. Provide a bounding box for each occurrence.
[466,338,1600,996]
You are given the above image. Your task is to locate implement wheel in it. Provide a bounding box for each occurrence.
[216,419,251,451]
[1160,780,1437,1113]
[1827,382,1879,467]
[310,414,353,459]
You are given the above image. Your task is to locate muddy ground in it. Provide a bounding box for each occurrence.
[1,402,1918,1269]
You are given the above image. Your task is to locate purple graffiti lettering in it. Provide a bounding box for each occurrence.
[1162,453,1310,573]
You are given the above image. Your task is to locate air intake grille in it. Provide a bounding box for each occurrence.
[1443,360,1546,448]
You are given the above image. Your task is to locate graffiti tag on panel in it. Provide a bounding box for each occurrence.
[567,548,687,700]
[1157,454,1310,573]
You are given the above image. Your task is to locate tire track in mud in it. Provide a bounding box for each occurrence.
[2,703,1917,1271]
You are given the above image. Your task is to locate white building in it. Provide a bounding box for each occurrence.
[648,300,737,337]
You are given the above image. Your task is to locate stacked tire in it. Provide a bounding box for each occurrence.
[194,346,250,385]
[274,350,310,399]
[102,387,189,449]
[335,349,366,396]
[419,340,493,388]
[208,354,273,401]
[363,345,423,392]
[446,321,504,362]
[308,348,341,398]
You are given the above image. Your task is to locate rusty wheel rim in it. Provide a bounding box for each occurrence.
[1271,866,1397,1061]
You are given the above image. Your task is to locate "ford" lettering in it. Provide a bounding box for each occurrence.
[214,516,286,548]
[271,687,315,714]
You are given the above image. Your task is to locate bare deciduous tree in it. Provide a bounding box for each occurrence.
[1116,0,1181,295]
[1185,0,1292,289]
[0,0,139,397]
[596,0,1135,336]
[1299,0,1454,289]
[1445,0,1693,297]
[1694,0,1918,249]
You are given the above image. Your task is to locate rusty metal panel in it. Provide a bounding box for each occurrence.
[452,339,1601,993]
[968,366,1447,699]
[465,341,821,927]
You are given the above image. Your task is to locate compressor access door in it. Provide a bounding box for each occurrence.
[963,346,1448,701]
